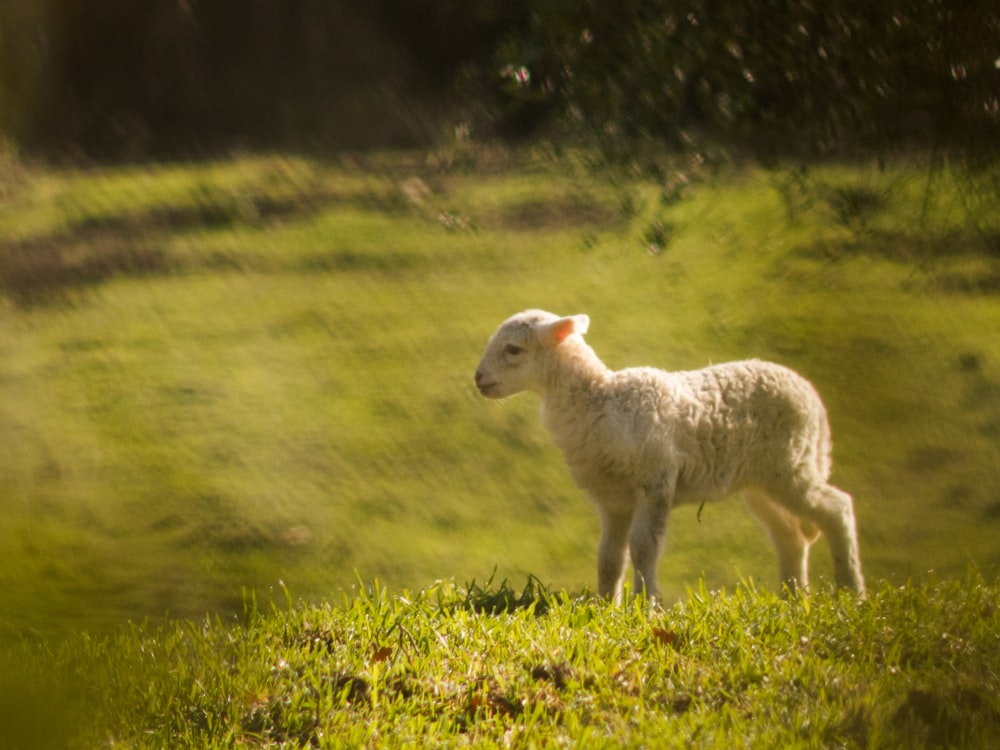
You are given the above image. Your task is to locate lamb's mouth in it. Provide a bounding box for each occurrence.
[477,382,499,397]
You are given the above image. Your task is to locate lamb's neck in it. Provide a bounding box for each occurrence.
[537,347,610,459]
[538,343,612,404]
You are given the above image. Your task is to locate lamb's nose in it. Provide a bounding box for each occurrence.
[474,370,484,385]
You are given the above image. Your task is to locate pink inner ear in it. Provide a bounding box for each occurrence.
[552,318,575,343]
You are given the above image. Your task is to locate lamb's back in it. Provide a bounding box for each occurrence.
[557,359,832,499]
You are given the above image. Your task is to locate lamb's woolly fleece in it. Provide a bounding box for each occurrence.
[475,309,865,601]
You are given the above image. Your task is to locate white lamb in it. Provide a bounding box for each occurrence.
[474,309,865,601]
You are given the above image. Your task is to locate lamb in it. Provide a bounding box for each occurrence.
[474,309,865,602]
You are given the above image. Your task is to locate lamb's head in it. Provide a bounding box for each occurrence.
[474,309,590,398]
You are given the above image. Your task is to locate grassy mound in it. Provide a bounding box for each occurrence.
[2,573,998,748]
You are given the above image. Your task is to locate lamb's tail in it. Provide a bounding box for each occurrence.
[814,410,835,481]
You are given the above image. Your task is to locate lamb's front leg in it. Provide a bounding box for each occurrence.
[596,504,633,603]
[629,483,672,602]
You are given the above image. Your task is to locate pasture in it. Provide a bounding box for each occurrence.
[1,149,999,641]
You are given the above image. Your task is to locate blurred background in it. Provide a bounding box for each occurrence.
[1,1,998,642]
[2,0,997,160]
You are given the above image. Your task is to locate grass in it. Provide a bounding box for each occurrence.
[0,148,999,650]
[2,573,998,748]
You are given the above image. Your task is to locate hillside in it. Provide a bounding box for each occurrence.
[0,149,999,644]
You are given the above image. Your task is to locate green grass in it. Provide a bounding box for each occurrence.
[2,573,998,748]
[1,149,999,647]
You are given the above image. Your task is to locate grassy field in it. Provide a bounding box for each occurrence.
[2,574,999,748]
[1,148,999,645]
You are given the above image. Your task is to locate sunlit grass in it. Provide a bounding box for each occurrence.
[3,573,998,748]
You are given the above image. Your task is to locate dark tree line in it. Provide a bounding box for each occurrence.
[485,0,1000,160]
[0,0,525,157]
[0,0,996,159]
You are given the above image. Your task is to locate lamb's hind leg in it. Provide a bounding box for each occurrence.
[804,483,865,595]
[745,491,818,595]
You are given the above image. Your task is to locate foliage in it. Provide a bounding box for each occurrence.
[2,1,997,158]
[485,0,1000,158]
[2,572,999,748]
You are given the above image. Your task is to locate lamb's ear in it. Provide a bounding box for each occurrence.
[538,314,590,347]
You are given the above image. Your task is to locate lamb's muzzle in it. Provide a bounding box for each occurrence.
[474,369,492,394]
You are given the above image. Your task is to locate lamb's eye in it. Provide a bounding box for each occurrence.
[504,344,524,356]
